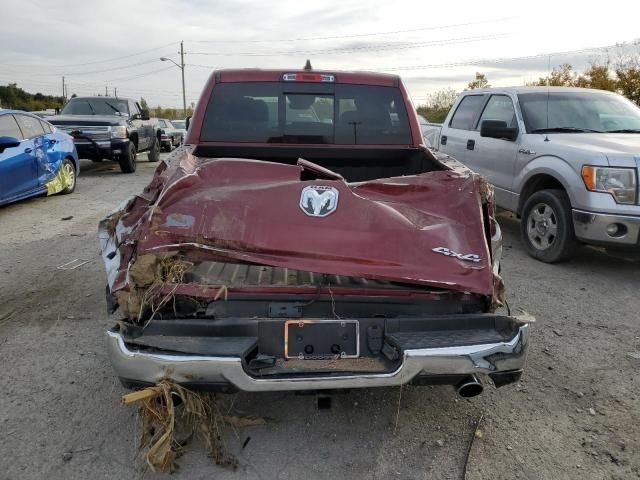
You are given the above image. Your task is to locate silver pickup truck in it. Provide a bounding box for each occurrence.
[428,87,640,262]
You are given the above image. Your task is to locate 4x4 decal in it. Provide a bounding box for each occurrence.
[432,247,481,263]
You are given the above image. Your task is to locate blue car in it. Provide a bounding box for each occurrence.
[0,110,79,206]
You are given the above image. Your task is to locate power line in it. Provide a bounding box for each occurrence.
[1,66,182,96]
[64,58,175,77]
[183,40,638,82]
[186,63,219,69]
[70,66,175,87]
[377,42,636,72]
[0,56,178,78]
[0,76,63,88]
[187,33,507,57]
[0,42,179,69]
[183,42,624,72]
[188,17,516,44]
[0,77,184,99]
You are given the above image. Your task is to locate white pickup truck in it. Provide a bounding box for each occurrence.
[426,86,640,262]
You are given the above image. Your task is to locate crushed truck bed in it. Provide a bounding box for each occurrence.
[187,260,420,290]
[100,154,503,321]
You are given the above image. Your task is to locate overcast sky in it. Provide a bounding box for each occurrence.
[1,0,639,108]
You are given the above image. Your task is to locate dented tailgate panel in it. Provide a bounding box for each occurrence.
[100,151,497,311]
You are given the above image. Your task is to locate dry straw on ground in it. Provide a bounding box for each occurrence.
[122,381,238,473]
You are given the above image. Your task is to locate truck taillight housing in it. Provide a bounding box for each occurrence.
[282,73,335,82]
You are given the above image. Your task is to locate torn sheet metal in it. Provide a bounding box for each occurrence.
[100,152,502,317]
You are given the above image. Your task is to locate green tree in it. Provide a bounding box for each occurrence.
[575,63,617,91]
[530,64,577,87]
[416,88,458,123]
[140,97,149,110]
[615,56,640,105]
[0,83,64,111]
[150,104,194,120]
[467,72,490,90]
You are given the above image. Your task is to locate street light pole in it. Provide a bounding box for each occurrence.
[160,41,187,118]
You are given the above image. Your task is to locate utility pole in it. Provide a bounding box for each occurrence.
[160,42,187,117]
[62,76,66,101]
[105,86,109,96]
[114,87,117,98]
[180,40,187,117]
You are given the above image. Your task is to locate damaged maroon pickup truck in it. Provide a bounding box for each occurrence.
[99,68,530,397]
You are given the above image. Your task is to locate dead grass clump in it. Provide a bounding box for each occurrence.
[134,256,193,323]
[122,381,238,473]
[478,175,494,203]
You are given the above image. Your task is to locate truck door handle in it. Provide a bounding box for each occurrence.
[24,147,33,154]
[466,139,475,150]
[440,135,447,145]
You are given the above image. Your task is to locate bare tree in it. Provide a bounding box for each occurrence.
[467,72,490,90]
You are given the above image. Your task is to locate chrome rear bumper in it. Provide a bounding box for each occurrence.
[106,321,530,392]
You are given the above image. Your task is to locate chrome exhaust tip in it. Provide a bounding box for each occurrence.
[456,375,484,398]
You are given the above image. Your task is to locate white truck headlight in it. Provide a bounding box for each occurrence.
[110,126,128,139]
[581,166,637,204]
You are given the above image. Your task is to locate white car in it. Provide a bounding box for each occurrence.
[156,118,183,151]
[170,119,188,142]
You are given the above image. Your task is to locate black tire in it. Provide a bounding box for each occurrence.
[60,158,77,194]
[148,137,160,162]
[520,189,578,263]
[119,142,137,173]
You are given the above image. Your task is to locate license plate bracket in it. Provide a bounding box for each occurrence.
[284,320,360,359]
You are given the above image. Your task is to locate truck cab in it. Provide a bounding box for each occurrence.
[438,87,640,262]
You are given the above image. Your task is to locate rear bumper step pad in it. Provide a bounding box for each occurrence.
[127,335,258,357]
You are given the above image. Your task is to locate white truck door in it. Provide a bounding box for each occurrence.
[465,94,520,210]
[439,94,486,163]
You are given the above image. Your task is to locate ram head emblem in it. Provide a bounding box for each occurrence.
[299,186,339,217]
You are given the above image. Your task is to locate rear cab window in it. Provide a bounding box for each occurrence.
[449,95,485,130]
[200,82,412,145]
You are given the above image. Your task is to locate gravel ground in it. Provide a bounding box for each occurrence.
[0,155,638,480]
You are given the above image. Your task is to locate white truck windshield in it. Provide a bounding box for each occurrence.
[519,92,640,133]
